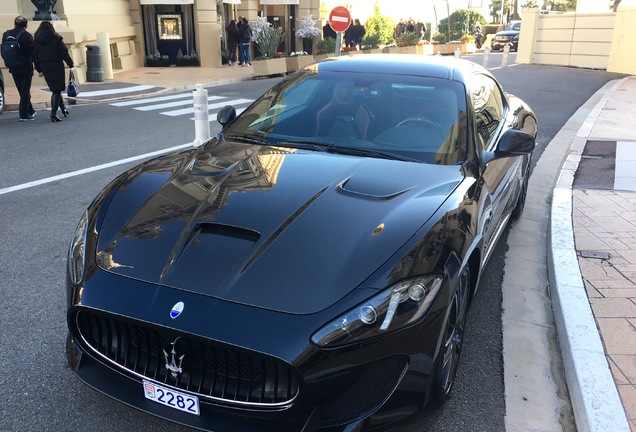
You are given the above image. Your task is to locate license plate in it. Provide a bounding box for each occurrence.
[142,380,200,416]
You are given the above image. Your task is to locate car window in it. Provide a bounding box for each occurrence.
[470,74,506,150]
[223,70,468,165]
[505,22,521,31]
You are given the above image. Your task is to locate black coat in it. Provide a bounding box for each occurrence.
[1,26,34,75]
[33,28,73,92]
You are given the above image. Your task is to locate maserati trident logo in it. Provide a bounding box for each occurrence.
[163,337,184,379]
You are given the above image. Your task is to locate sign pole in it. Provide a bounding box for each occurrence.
[335,32,342,57]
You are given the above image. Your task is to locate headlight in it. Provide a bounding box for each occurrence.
[311,275,443,348]
[68,211,89,285]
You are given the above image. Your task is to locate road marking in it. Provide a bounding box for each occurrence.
[135,95,226,111]
[110,93,194,107]
[66,84,157,98]
[165,98,253,116]
[0,143,194,196]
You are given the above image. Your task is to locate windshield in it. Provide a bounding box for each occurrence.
[223,69,468,165]
[505,22,521,31]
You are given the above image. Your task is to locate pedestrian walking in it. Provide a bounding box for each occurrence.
[226,19,240,66]
[1,15,36,121]
[238,17,252,67]
[32,21,74,122]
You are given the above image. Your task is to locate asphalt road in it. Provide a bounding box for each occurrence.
[0,58,625,432]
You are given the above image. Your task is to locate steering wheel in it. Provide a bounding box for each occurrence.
[396,117,446,141]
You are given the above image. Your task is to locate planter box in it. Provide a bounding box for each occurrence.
[359,48,383,54]
[461,42,476,54]
[252,58,287,78]
[285,55,315,72]
[418,44,434,55]
[397,45,418,55]
[313,53,335,62]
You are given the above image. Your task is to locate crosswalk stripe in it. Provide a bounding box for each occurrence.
[162,98,253,117]
[69,85,157,97]
[110,93,193,107]
[135,95,226,111]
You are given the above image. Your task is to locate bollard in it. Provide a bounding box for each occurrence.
[501,44,510,67]
[192,84,210,147]
[454,48,461,58]
[483,47,490,69]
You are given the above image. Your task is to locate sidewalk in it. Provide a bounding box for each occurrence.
[4,60,636,431]
[550,76,636,431]
[3,64,256,111]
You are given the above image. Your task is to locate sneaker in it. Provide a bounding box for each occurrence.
[247,63,252,66]
[28,111,37,119]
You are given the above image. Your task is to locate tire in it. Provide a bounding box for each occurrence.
[511,166,530,220]
[429,265,471,406]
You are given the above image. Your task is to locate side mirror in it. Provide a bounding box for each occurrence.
[217,105,236,126]
[495,129,535,157]
[481,129,535,166]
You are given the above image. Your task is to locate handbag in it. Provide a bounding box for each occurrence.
[67,70,80,97]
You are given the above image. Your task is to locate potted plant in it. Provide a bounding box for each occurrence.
[146,51,170,67]
[395,31,420,54]
[251,17,286,77]
[314,38,336,61]
[295,14,321,54]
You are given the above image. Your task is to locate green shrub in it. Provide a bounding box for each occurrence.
[396,31,420,47]
[363,4,395,45]
[360,33,381,50]
[315,37,336,54]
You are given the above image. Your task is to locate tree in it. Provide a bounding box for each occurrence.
[436,9,487,43]
[490,0,512,24]
[611,0,622,11]
[364,3,396,45]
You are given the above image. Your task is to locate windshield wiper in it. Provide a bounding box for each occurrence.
[275,140,335,152]
[224,133,270,146]
[273,140,421,162]
[326,146,421,162]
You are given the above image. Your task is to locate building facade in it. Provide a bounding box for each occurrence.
[0,0,320,84]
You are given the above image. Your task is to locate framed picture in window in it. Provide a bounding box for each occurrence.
[158,14,183,40]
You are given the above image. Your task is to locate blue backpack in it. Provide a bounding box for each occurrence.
[2,29,27,69]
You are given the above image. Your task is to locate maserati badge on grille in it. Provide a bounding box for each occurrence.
[163,337,184,379]
[170,301,184,319]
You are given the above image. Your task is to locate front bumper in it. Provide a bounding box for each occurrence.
[66,270,446,431]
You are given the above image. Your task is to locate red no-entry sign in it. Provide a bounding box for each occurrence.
[328,6,351,33]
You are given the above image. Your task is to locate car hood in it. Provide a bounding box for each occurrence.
[495,30,519,37]
[95,141,464,314]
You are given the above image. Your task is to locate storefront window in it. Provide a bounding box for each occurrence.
[158,14,183,40]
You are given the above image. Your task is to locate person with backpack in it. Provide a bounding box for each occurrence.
[1,15,36,121]
[32,21,74,123]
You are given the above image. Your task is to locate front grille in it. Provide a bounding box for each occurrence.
[75,310,299,408]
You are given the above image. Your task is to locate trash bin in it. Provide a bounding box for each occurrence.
[86,45,104,82]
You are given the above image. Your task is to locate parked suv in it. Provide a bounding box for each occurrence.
[491,20,521,51]
[0,68,5,115]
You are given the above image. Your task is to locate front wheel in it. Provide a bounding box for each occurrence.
[511,167,530,220]
[429,265,471,405]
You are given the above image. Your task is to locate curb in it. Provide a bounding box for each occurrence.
[548,77,631,432]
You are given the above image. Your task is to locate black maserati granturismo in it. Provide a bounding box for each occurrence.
[66,55,537,432]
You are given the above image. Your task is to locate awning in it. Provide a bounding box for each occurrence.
[141,0,194,4]
[223,0,242,3]
[259,0,299,4]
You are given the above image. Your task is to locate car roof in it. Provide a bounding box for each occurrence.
[312,54,487,84]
